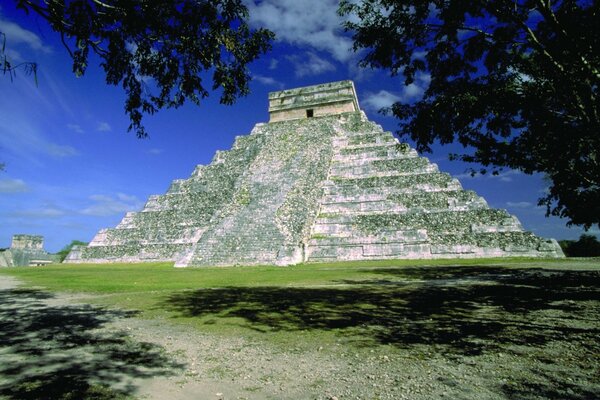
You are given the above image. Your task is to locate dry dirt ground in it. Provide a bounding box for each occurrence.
[0,264,599,400]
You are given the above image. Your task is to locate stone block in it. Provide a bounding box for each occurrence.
[362,243,405,256]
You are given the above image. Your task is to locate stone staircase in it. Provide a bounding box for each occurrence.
[305,112,563,261]
[186,116,337,266]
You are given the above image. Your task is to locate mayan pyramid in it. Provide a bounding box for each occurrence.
[65,81,564,266]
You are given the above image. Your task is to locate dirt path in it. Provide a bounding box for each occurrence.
[0,275,180,399]
[1,268,599,400]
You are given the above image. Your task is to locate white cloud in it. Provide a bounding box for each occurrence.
[508,67,535,84]
[362,73,431,112]
[81,193,143,216]
[0,178,28,193]
[4,47,23,63]
[268,59,279,70]
[46,144,79,158]
[497,170,522,182]
[67,123,84,134]
[96,122,112,132]
[0,114,80,160]
[13,207,66,218]
[412,50,428,60]
[362,90,401,112]
[245,0,354,62]
[400,72,431,102]
[42,71,76,118]
[147,148,164,155]
[0,17,52,54]
[506,201,534,209]
[586,227,600,236]
[402,83,425,100]
[286,52,335,77]
[253,74,283,88]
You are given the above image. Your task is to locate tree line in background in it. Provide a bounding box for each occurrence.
[2,0,599,231]
[559,234,600,257]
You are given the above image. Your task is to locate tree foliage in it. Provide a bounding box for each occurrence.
[13,0,273,137]
[1,31,38,83]
[340,0,599,229]
[559,234,600,257]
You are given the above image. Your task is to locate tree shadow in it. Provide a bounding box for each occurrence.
[164,266,600,398]
[501,370,600,400]
[0,287,182,400]
[163,267,600,355]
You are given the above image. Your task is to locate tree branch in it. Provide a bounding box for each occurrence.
[91,0,117,9]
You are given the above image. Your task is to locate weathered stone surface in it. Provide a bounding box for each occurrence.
[11,234,44,250]
[0,235,56,267]
[66,81,564,266]
[269,80,359,122]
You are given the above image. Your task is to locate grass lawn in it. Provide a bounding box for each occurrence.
[0,257,587,293]
[1,258,598,399]
[0,257,597,345]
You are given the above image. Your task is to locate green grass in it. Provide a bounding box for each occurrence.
[2,258,597,400]
[1,257,595,348]
[0,257,579,294]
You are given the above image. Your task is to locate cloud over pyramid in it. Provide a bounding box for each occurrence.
[66,81,563,266]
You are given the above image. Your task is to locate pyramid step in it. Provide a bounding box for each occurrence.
[333,149,417,162]
[306,242,434,261]
[333,133,397,147]
[309,229,429,245]
[318,201,488,215]
[321,188,476,204]
[348,209,520,235]
[321,193,388,204]
[322,173,462,194]
[319,200,405,214]
[336,153,419,163]
[321,190,487,210]
[330,164,438,179]
[331,152,418,167]
[335,140,414,150]
[322,184,464,199]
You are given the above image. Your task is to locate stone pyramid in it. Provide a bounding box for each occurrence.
[66,81,563,266]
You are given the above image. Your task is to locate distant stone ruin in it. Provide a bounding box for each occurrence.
[0,234,56,267]
[66,80,564,266]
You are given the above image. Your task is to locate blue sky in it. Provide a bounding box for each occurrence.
[0,1,596,252]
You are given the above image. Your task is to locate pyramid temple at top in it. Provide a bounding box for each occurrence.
[66,81,564,266]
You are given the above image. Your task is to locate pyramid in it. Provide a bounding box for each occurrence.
[66,81,564,266]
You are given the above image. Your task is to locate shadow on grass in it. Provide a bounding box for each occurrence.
[164,267,600,354]
[501,369,600,400]
[164,266,600,399]
[0,287,182,400]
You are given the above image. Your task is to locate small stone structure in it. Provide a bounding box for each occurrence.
[269,81,360,122]
[0,234,56,267]
[66,80,564,266]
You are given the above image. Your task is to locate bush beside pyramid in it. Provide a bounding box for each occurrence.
[66,81,563,266]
